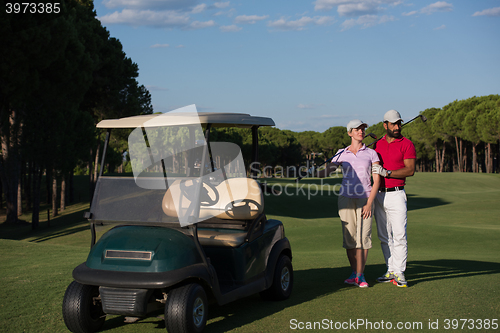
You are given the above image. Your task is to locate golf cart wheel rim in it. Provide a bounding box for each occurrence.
[192,297,205,327]
[281,266,290,291]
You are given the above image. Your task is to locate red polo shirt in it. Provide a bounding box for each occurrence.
[375,135,416,188]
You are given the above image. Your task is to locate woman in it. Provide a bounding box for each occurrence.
[318,119,380,287]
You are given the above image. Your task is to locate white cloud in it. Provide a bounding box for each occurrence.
[268,16,335,31]
[176,45,185,48]
[234,15,269,24]
[150,43,170,48]
[402,10,417,16]
[314,0,403,15]
[297,104,316,109]
[214,1,230,9]
[188,20,216,29]
[98,9,216,30]
[314,0,353,12]
[338,2,379,17]
[191,4,206,13]
[103,0,199,10]
[434,24,446,30]
[98,9,190,28]
[341,14,395,30]
[472,7,500,17]
[214,8,236,17]
[220,25,242,32]
[402,2,453,17]
[420,1,453,15]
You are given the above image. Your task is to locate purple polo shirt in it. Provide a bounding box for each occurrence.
[331,144,379,198]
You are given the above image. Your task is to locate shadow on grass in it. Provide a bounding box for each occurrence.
[406,194,449,212]
[263,179,450,220]
[97,259,500,332]
[0,205,90,243]
[406,259,500,286]
[97,265,354,332]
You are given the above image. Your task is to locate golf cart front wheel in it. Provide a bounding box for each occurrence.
[165,283,208,333]
[62,281,105,333]
[260,254,293,301]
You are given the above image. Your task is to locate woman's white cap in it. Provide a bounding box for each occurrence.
[346,119,367,132]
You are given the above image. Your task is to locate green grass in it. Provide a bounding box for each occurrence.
[1,173,500,332]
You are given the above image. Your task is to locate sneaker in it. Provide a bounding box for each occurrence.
[392,272,408,287]
[355,274,369,288]
[376,271,395,283]
[344,271,357,285]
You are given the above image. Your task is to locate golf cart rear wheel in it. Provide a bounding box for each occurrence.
[164,283,207,333]
[62,281,105,333]
[260,254,293,301]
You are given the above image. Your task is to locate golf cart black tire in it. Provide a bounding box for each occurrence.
[260,254,293,301]
[165,283,208,333]
[62,281,105,333]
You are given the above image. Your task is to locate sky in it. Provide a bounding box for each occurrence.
[94,0,500,132]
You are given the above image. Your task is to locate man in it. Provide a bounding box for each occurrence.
[371,110,416,287]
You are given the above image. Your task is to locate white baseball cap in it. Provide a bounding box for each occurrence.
[346,119,368,133]
[384,110,403,123]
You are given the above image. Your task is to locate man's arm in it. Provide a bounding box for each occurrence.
[389,158,415,178]
[372,158,415,178]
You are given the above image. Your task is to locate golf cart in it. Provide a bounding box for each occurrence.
[62,107,293,333]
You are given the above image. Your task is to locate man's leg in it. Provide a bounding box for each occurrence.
[383,191,408,274]
[374,192,391,268]
[386,190,408,274]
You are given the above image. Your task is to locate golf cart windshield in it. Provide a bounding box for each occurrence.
[89,107,273,227]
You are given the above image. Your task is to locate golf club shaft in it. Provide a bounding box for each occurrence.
[367,114,426,147]
[295,151,342,182]
[295,133,376,182]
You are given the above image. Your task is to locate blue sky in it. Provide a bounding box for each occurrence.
[94,0,500,132]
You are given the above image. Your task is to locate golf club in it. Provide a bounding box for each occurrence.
[295,132,377,182]
[367,114,427,147]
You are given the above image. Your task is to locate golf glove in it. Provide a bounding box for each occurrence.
[308,166,315,176]
[372,164,388,177]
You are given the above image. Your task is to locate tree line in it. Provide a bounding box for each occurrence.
[401,94,500,173]
[1,3,498,226]
[0,0,153,226]
[210,94,500,176]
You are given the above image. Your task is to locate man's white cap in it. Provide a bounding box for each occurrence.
[384,110,403,123]
[346,119,368,132]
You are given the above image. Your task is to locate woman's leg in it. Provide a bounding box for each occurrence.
[347,249,356,272]
[356,248,369,274]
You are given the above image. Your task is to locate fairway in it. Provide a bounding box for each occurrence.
[1,173,500,332]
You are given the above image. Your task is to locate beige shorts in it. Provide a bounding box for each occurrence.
[338,195,373,249]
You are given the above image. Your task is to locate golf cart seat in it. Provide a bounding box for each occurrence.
[162,177,264,247]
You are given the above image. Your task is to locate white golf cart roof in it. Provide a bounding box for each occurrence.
[97,112,275,129]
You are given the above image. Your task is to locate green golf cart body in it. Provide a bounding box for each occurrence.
[62,109,293,333]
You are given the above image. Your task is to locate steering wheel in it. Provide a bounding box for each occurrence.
[223,199,261,218]
[179,179,219,206]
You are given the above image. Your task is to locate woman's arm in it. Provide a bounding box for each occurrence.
[362,162,380,219]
